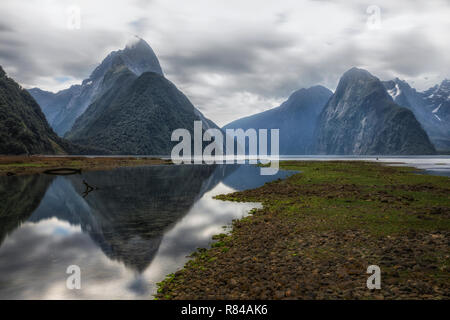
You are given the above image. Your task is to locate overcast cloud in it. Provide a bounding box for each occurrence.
[0,0,449,126]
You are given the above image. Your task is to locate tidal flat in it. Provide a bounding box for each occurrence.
[156,161,450,300]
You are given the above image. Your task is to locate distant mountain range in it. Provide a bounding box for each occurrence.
[0,37,448,156]
[224,68,442,155]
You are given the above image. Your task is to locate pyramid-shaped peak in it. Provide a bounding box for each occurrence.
[89,38,163,81]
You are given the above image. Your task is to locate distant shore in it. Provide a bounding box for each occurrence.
[0,155,172,176]
[156,161,450,300]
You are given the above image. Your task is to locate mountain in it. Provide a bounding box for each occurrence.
[27,85,81,126]
[383,78,450,151]
[0,65,71,155]
[65,57,220,155]
[315,68,436,155]
[223,86,333,154]
[28,37,164,136]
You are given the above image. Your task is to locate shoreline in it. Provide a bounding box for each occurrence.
[0,155,172,176]
[156,161,450,300]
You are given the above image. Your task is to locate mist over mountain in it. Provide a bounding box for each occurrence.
[383,78,450,151]
[315,68,436,155]
[223,86,332,155]
[28,38,164,136]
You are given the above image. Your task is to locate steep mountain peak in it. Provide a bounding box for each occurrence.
[30,38,165,136]
[341,67,375,81]
[333,68,390,109]
[89,38,163,82]
[125,36,151,50]
[0,65,5,78]
[118,37,163,76]
[336,68,380,92]
[315,68,436,155]
[66,68,220,155]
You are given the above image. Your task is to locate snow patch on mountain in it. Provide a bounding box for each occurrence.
[432,104,442,114]
[387,83,401,99]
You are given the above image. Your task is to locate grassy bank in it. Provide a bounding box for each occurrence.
[0,155,172,176]
[156,161,450,300]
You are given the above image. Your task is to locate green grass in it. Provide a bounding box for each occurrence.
[156,161,450,299]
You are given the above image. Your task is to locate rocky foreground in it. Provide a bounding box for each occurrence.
[156,161,450,300]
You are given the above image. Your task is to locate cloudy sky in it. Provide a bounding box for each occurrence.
[1,0,449,126]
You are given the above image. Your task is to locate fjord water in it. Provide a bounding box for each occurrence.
[0,164,295,299]
[0,157,448,299]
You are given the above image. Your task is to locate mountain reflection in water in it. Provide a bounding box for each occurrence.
[0,164,296,299]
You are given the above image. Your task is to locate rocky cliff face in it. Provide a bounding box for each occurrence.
[315,68,435,155]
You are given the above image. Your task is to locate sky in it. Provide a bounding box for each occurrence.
[0,0,449,127]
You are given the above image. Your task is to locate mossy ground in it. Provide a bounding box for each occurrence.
[156,161,450,300]
[0,156,171,176]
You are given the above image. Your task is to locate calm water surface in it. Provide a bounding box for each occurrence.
[0,164,295,299]
[0,157,448,299]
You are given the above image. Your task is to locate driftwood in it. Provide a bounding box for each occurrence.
[43,168,82,175]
